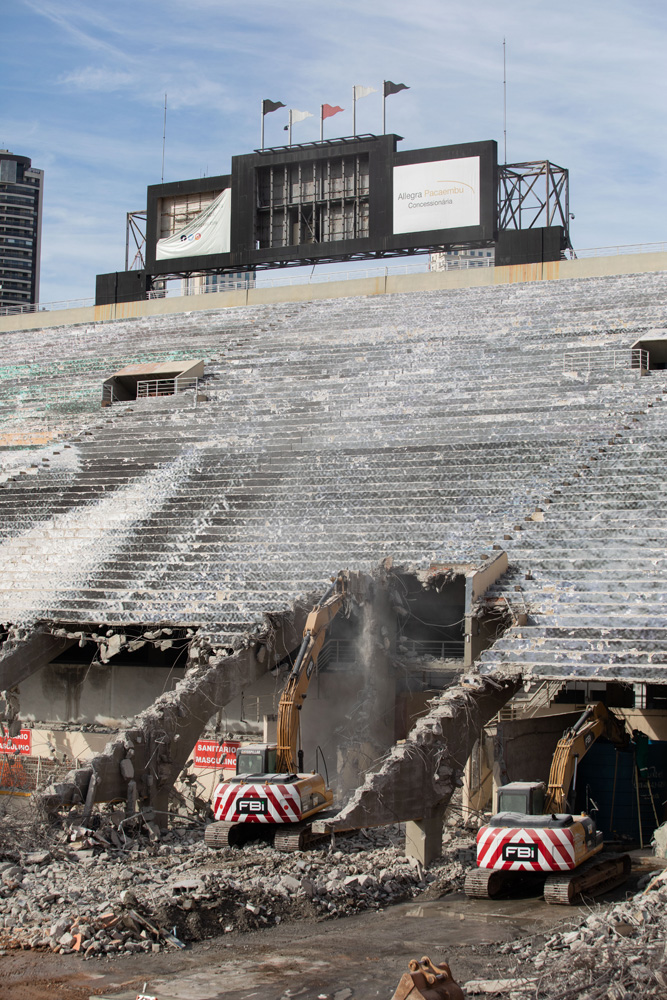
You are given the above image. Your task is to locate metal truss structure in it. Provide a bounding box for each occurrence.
[498,160,570,244]
[125,210,147,271]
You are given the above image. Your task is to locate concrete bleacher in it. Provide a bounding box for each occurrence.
[480,389,667,684]
[0,270,666,660]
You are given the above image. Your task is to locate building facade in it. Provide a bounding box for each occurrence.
[430,246,494,271]
[0,151,44,310]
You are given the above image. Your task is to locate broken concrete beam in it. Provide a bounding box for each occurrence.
[326,673,521,833]
[39,604,308,815]
[0,629,75,690]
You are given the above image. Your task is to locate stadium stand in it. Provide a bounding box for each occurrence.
[2,264,667,831]
[0,271,665,656]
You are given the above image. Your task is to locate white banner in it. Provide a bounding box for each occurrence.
[156,188,231,260]
[393,157,480,235]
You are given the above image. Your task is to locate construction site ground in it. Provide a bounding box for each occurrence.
[0,827,662,1000]
[0,887,612,1000]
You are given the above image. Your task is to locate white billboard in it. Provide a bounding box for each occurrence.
[393,156,480,235]
[156,188,231,260]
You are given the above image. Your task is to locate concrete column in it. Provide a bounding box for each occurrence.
[404,803,446,866]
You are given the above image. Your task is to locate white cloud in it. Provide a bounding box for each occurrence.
[59,66,135,92]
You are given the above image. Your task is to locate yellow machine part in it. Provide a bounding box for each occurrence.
[545,703,629,814]
[294,773,334,819]
[391,957,464,1000]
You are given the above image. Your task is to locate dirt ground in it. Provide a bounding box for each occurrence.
[0,874,646,1000]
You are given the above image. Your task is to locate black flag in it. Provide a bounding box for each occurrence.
[262,99,285,115]
[383,81,409,98]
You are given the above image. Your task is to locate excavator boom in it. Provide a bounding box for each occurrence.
[544,703,629,814]
[275,575,348,772]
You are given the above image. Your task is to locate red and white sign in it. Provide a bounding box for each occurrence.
[193,739,239,769]
[212,780,302,825]
[0,729,32,755]
[476,824,576,872]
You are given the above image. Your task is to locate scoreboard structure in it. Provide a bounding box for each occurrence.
[96,135,568,304]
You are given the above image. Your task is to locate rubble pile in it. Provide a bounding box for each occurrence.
[0,818,474,959]
[501,870,667,999]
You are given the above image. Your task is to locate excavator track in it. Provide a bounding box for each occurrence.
[204,821,234,849]
[273,822,326,852]
[204,821,274,850]
[464,867,514,899]
[544,852,631,905]
[206,821,328,853]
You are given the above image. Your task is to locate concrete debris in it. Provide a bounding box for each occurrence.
[499,869,667,999]
[463,979,536,996]
[0,816,474,959]
[651,820,667,858]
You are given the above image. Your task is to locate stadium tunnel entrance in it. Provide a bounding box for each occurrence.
[101,360,204,405]
[632,335,667,370]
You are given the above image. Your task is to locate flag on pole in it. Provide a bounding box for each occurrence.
[383,81,409,98]
[262,99,285,115]
[353,85,377,100]
[289,109,313,124]
[284,109,314,144]
[322,104,344,120]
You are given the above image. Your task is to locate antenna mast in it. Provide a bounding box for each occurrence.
[161,94,167,183]
[503,39,507,164]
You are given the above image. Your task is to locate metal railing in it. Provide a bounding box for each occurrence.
[136,376,199,399]
[317,640,357,669]
[318,636,465,669]
[570,241,667,259]
[563,347,649,374]
[145,258,494,300]
[0,296,94,317]
[496,680,565,722]
[3,241,666,316]
[402,638,465,660]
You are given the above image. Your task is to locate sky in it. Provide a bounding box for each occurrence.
[2,0,667,304]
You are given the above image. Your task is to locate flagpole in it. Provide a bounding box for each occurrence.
[382,82,386,134]
[353,86,356,136]
[503,38,507,163]
[320,105,323,142]
[288,109,292,147]
[261,100,264,151]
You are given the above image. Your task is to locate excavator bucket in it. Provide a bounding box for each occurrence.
[390,957,464,1000]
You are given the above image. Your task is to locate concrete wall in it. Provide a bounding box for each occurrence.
[2,251,665,336]
[464,551,509,667]
[497,710,582,789]
[19,662,186,725]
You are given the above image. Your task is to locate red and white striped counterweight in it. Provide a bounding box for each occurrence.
[476,823,577,872]
[212,780,303,825]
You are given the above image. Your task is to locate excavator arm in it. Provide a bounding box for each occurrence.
[545,702,629,814]
[275,574,349,773]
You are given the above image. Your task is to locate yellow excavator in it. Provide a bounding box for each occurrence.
[465,702,633,904]
[205,572,353,851]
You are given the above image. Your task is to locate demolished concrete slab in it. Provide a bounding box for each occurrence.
[40,607,307,818]
[0,628,75,690]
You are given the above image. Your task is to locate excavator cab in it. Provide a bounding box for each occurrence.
[496,781,545,816]
[235,743,278,777]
